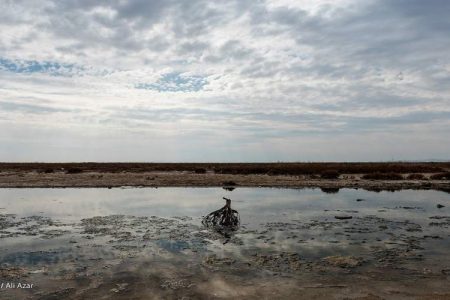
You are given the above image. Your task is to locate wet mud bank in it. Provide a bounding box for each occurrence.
[0,171,449,192]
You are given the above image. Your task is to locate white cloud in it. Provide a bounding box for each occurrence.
[0,0,449,161]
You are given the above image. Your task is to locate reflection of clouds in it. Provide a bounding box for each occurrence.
[0,248,65,266]
[1,188,449,223]
[1,187,449,268]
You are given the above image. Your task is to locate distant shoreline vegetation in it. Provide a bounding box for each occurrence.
[1,162,449,176]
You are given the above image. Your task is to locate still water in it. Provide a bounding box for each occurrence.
[0,188,449,299]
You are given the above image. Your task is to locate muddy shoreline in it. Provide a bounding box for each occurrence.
[0,171,449,192]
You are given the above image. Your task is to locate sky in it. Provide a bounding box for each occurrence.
[0,0,449,162]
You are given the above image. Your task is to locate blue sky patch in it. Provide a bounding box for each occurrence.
[136,72,207,92]
[0,57,79,76]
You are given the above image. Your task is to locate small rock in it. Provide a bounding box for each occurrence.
[423,235,442,239]
[335,216,352,220]
[437,204,445,208]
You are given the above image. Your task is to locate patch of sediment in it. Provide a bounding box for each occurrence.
[0,171,449,192]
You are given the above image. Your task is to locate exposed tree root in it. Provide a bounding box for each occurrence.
[202,197,240,233]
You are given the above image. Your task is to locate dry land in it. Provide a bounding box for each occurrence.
[0,162,449,191]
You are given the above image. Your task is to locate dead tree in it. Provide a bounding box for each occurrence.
[202,197,240,229]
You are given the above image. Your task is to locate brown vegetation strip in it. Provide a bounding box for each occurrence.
[0,162,449,175]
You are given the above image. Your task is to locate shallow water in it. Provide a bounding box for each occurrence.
[0,188,449,299]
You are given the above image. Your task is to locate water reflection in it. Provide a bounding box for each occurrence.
[0,188,449,280]
[0,188,449,299]
[320,187,340,194]
[222,187,235,191]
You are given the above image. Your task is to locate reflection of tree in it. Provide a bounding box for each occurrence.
[320,187,340,194]
[222,187,235,191]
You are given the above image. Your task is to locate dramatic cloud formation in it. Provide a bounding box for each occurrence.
[0,0,449,161]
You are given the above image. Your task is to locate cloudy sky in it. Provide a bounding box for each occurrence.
[1,0,449,162]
